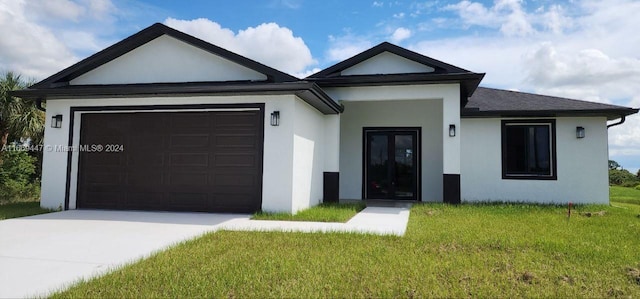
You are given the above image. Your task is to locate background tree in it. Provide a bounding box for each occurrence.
[609,160,621,170]
[0,72,44,147]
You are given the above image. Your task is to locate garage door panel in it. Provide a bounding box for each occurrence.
[126,172,163,185]
[124,192,164,210]
[215,135,257,148]
[214,153,256,167]
[215,174,256,187]
[85,172,123,185]
[83,153,124,167]
[126,153,165,167]
[170,114,211,132]
[169,153,209,166]
[215,113,259,126]
[170,134,210,148]
[129,135,165,149]
[78,109,263,213]
[80,191,122,208]
[168,172,209,186]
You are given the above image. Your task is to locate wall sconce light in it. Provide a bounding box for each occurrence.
[270,111,280,126]
[576,126,585,139]
[51,114,63,128]
[449,124,456,137]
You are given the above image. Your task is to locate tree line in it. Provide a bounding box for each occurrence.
[0,72,43,204]
[608,160,640,188]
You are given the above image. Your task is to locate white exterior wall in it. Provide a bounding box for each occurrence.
[70,35,267,85]
[341,52,435,75]
[460,117,609,204]
[40,94,329,213]
[291,99,328,213]
[326,84,460,202]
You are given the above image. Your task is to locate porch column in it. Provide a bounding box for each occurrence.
[323,114,340,203]
[442,86,461,204]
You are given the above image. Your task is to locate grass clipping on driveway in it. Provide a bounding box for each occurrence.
[251,202,366,222]
[54,202,640,298]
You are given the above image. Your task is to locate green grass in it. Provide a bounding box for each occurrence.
[611,185,640,206]
[0,202,53,220]
[54,202,640,298]
[251,202,366,222]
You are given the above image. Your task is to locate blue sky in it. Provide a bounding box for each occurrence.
[1,0,639,171]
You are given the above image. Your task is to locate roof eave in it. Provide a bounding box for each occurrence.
[308,73,485,89]
[461,108,640,120]
[11,82,342,115]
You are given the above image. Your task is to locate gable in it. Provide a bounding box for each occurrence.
[70,35,268,85]
[341,51,435,76]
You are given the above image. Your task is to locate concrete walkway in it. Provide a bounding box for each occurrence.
[0,206,410,298]
[220,206,411,235]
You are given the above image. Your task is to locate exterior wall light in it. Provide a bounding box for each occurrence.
[449,124,456,137]
[576,126,585,139]
[270,111,280,126]
[51,114,63,128]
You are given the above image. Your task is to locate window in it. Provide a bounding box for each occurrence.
[501,120,557,180]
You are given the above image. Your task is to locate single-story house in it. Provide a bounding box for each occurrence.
[14,23,639,213]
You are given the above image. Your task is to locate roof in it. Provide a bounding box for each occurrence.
[306,42,485,97]
[14,23,343,114]
[464,87,639,120]
[29,23,297,90]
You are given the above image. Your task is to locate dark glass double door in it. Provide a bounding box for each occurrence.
[365,129,419,200]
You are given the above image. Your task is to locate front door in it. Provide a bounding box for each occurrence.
[364,128,420,200]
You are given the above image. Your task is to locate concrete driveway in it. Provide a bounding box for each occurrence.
[0,206,410,298]
[0,210,247,298]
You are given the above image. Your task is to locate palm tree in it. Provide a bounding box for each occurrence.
[0,72,44,148]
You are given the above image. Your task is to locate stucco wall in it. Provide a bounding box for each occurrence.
[291,99,328,212]
[460,117,609,204]
[337,100,443,201]
[40,94,326,213]
[341,52,435,75]
[325,84,460,202]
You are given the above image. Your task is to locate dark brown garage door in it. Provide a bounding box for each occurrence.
[77,110,263,213]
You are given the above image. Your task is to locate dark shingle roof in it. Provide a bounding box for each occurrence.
[463,87,638,120]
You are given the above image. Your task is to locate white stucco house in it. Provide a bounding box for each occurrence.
[14,23,638,213]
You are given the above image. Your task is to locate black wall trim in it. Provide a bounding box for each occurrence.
[501,119,558,181]
[323,172,339,203]
[443,174,461,204]
[64,103,266,211]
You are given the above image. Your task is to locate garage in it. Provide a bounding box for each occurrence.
[76,109,264,213]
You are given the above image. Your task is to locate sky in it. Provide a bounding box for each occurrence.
[1,0,639,172]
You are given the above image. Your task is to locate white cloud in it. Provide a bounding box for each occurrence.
[293,67,322,79]
[0,0,121,80]
[372,1,384,7]
[325,34,373,62]
[164,18,316,74]
[393,12,405,19]
[390,27,412,43]
[444,0,535,37]
[0,0,79,79]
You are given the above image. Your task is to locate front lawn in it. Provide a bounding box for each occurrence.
[611,185,640,206]
[54,203,640,298]
[0,202,53,220]
[252,202,366,222]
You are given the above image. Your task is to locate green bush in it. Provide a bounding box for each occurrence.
[0,147,40,204]
[635,185,640,191]
[609,169,640,186]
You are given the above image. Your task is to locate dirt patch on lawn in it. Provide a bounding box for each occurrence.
[579,211,606,217]
[627,265,640,285]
